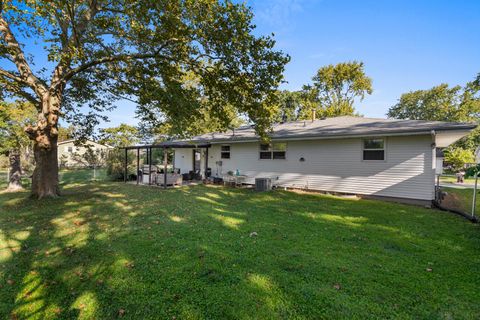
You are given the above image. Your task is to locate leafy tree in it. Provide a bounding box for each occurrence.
[272,90,302,123]
[106,148,136,181]
[444,148,475,172]
[71,148,106,168]
[299,61,372,118]
[99,124,140,148]
[387,82,480,122]
[0,1,289,198]
[387,74,480,154]
[0,101,36,190]
[57,125,76,142]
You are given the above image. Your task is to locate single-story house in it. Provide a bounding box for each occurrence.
[172,116,476,205]
[57,139,112,168]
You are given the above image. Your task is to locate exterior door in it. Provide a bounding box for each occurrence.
[193,150,201,174]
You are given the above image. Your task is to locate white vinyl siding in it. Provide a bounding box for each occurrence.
[175,135,434,201]
[57,140,111,168]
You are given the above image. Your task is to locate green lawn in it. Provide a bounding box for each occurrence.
[1,172,479,319]
[0,168,106,190]
[0,170,6,189]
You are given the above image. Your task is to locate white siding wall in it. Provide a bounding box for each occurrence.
[174,149,193,173]
[174,135,435,201]
[57,141,111,167]
[174,149,207,175]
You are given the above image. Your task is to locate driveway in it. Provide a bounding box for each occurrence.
[440,182,477,189]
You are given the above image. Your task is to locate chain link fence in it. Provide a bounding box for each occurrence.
[435,174,479,222]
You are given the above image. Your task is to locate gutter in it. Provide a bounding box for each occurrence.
[187,124,477,145]
[190,130,438,144]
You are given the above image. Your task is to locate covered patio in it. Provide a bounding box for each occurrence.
[122,141,211,189]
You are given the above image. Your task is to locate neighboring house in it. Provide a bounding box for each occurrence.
[436,149,445,175]
[57,139,112,168]
[173,116,476,205]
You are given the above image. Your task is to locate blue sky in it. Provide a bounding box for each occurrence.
[2,0,480,128]
[250,0,480,116]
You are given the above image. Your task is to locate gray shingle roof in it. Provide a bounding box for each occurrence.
[188,116,477,143]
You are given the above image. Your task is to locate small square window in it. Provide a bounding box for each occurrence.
[260,151,272,159]
[259,142,286,160]
[273,151,286,159]
[363,138,385,161]
[220,145,230,159]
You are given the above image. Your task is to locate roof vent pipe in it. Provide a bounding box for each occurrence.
[312,110,316,122]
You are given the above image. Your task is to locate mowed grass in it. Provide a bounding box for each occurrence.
[0,171,479,319]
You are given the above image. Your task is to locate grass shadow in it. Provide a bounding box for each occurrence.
[1,182,479,319]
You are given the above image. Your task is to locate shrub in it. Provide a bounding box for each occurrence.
[444,148,475,172]
[465,164,480,178]
[106,149,136,180]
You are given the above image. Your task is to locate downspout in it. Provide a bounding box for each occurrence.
[431,130,437,203]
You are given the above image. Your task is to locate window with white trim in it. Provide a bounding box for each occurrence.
[259,142,286,160]
[363,138,385,160]
[220,145,230,159]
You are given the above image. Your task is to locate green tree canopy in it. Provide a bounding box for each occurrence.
[99,123,140,148]
[0,0,289,197]
[387,73,480,153]
[444,148,475,172]
[301,61,373,118]
[387,81,480,122]
[0,101,36,155]
[0,101,36,189]
[272,90,302,123]
[57,125,76,142]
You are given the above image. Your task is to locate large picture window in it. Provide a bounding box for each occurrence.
[259,142,286,160]
[221,145,230,159]
[363,138,385,160]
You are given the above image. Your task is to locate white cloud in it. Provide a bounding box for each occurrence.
[251,0,319,31]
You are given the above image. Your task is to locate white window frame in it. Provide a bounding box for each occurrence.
[362,138,386,161]
[259,142,287,160]
[220,145,231,159]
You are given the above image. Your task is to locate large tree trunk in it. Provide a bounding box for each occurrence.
[26,95,61,199]
[7,151,23,191]
[31,135,59,198]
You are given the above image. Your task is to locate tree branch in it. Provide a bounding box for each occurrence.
[50,0,100,91]
[0,16,47,98]
[0,68,30,86]
[0,77,40,105]
[59,50,166,84]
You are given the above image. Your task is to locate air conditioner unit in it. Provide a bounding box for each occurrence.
[255,177,272,192]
